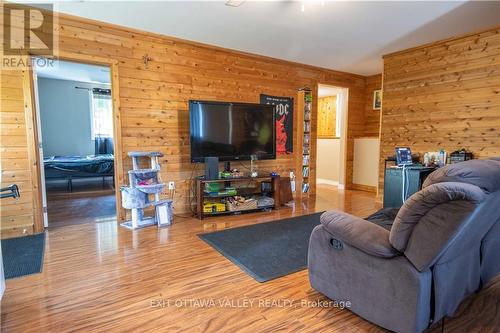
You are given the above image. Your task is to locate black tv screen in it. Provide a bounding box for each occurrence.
[189,100,276,162]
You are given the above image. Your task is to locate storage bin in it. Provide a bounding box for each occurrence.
[226,199,258,212]
[252,195,275,208]
[203,202,226,213]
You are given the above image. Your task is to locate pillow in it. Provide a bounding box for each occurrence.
[422,159,500,193]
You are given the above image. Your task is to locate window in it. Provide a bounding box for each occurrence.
[91,89,113,138]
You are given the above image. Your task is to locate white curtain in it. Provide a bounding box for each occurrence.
[91,91,113,139]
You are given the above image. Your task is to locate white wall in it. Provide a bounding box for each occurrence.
[353,138,380,187]
[37,78,109,157]
[316,138,340,185]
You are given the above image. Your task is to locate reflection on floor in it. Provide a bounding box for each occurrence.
[2,185,498,332]
[46,178,116,228]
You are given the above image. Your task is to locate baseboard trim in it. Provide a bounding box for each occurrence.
[317,179,339,186]
[351,183,377,193]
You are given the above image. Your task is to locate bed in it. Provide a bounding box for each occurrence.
[44,154,114,191]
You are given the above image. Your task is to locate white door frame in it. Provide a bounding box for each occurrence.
[316,84,349,189]
[31,64,49,228]
[337,87,349,190]
[30,57,120,227]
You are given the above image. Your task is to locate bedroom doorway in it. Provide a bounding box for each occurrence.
[32,58,117,228]
[316,84,349,189]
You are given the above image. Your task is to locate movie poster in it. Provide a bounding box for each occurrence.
[260,94,294,154]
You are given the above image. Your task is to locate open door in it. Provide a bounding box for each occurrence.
[30,57,119,229]
[316,84,349,189]
[31,61,49,228]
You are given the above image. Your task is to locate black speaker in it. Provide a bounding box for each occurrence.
[204,157,219,180]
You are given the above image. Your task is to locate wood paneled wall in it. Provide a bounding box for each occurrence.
[0,8,368,236]
[379,26,500,191]
[363,74,382,137]
[0,69,42,238]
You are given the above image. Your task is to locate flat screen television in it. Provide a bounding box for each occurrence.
[189,100,276,162]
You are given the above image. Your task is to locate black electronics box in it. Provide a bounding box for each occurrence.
[450,150,473,164]
[204,157,219,180]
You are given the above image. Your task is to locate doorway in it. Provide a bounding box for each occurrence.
[33,59,117,228]
[316,84,348,189]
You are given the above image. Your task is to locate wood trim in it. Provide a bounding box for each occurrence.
[316,179,339,186]
[339,87,349,189]
[21,66,44,233]
[317,136,340,139]
[350,183,377,193]
[28,52,126,222]
[56,50,119,67]
[109,62,125,222]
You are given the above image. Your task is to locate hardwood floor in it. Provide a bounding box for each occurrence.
[1,185,498,332]
[46,179,116,229]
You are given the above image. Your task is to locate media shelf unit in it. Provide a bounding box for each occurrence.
[296,88,316,196]
[195,175,281,220]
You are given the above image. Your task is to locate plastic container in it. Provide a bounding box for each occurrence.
[226,199,258,212]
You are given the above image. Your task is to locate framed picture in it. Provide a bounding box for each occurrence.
[373,90,382,110]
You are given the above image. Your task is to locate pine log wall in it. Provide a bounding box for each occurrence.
[0,70,40,238]
[379,26,500,192]
[0,10,368,237]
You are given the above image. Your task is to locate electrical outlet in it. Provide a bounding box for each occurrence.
[168,181,175,190]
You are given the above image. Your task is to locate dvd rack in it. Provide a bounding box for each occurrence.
[297,88,312,195]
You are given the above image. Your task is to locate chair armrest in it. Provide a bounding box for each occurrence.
[320,210,400,258]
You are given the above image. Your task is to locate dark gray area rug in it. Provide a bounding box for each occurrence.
[1,233,45,279]
[199,212,323,282]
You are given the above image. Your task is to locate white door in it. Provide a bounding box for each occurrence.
[32,62,49,228]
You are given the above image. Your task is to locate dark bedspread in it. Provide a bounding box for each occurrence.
[44,154,114,175]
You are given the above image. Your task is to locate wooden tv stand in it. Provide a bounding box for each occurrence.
[195,175,281,220]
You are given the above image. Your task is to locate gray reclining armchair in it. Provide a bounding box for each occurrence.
[308,159,500,333]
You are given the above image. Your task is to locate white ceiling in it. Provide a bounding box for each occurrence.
[44,1,500,75]
[35,59,111,84]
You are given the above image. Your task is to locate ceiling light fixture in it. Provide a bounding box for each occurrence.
[301,2,305,12]
[225,0,246,7]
